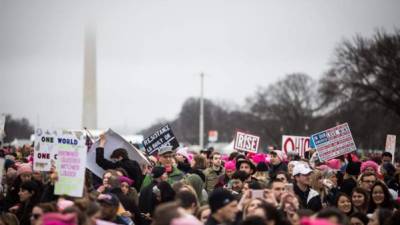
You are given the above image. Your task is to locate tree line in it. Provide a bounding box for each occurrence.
[141,29,400,151]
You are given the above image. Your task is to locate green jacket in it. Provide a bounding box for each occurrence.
[140,166,184,191]
[203,167,225,193]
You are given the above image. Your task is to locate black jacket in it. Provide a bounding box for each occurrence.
[269,162,288,178]
[96,147,143,191]
[294,182,322,212]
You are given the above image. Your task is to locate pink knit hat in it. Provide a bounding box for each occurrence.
[224,160,236,171]
[301,218,335,225]
[119,176,134,186]
[42,213,77,225]
[17,163,33,176]
[361,160,379,173]
[326,159,341,170]
[251,153,266,165]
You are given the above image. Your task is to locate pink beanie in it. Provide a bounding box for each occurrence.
[361,160,379,173]
[17,163,33,176]
[326,159,341,170]
[317,165,330,172]
[42,213,77,225]
[251,153,266,164]
[119,176,134,186]
[224,160,236,171]
[301,218,336,225]
[176,147,190,161]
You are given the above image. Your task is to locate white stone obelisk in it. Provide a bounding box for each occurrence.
[82,26,97,129]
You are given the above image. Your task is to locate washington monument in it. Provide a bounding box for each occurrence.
[82,26,97,129]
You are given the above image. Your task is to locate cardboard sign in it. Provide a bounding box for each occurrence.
[311,123,356,162]
[282,135,310,158]
[208,130,218,142]
[385,135,396,163]
[34,129,57,171]
[233,130,260,153]
[142,124,179,155]
[54,130,87,197]
[87,129,150,178]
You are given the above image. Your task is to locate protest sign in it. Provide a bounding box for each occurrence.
[34,129,57,171]
[311,123,356,162]
[208,130,218,142]
[87,129,150,178]
[282,135,310,158]
[54,130,87,197]
[385,134,396,163]
[233,130,260,153]
[0,114,6,140]
[142,124,179,155]
[0,158,4,187]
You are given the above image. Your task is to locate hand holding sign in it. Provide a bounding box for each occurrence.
[99,133,106,148]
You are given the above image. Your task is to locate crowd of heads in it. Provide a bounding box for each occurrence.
[1,141,400,225]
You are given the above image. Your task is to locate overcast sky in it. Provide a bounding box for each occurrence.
[0,0,399,134]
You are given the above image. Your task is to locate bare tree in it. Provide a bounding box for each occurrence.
[320,29,400,117]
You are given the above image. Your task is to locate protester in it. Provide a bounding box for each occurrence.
[204,152,224,193]
[292,163,323,212]
[3,128,400,225]
[96,134,143,191]
[205,188,238,225]
[141,146,184,189]
[351,187,369,214]
[335,192,353,216]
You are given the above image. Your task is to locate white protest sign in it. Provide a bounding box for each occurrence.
[54,130,87,197]
[385,135,396,163]
[233,130,260,153]
[0,114,6,139]
[34,129,57,171]
[0,158,5,187]
[87,129,150,178]
[311,123,357,162]
[282,135,310,158]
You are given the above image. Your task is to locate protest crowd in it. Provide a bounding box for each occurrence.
[1,130,400,225]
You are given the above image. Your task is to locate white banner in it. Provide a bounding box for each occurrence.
[87,129,150,178]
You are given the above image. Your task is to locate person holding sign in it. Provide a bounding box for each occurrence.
[140,146,184,190]
[96,134,143,192]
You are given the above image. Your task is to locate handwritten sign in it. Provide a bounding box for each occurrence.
[142,124,179,155]
[311,123,356,162]
[34,129,57,171]
[282,135,310,158]
[54,130,87,197]
[233,130,260,153]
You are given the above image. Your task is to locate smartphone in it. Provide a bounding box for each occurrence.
[252,189,264,199]
[285,183,294,192]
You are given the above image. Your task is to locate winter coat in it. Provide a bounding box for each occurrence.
[203,167,224,193]
[294,183,322,212]
[96,147,143,191]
